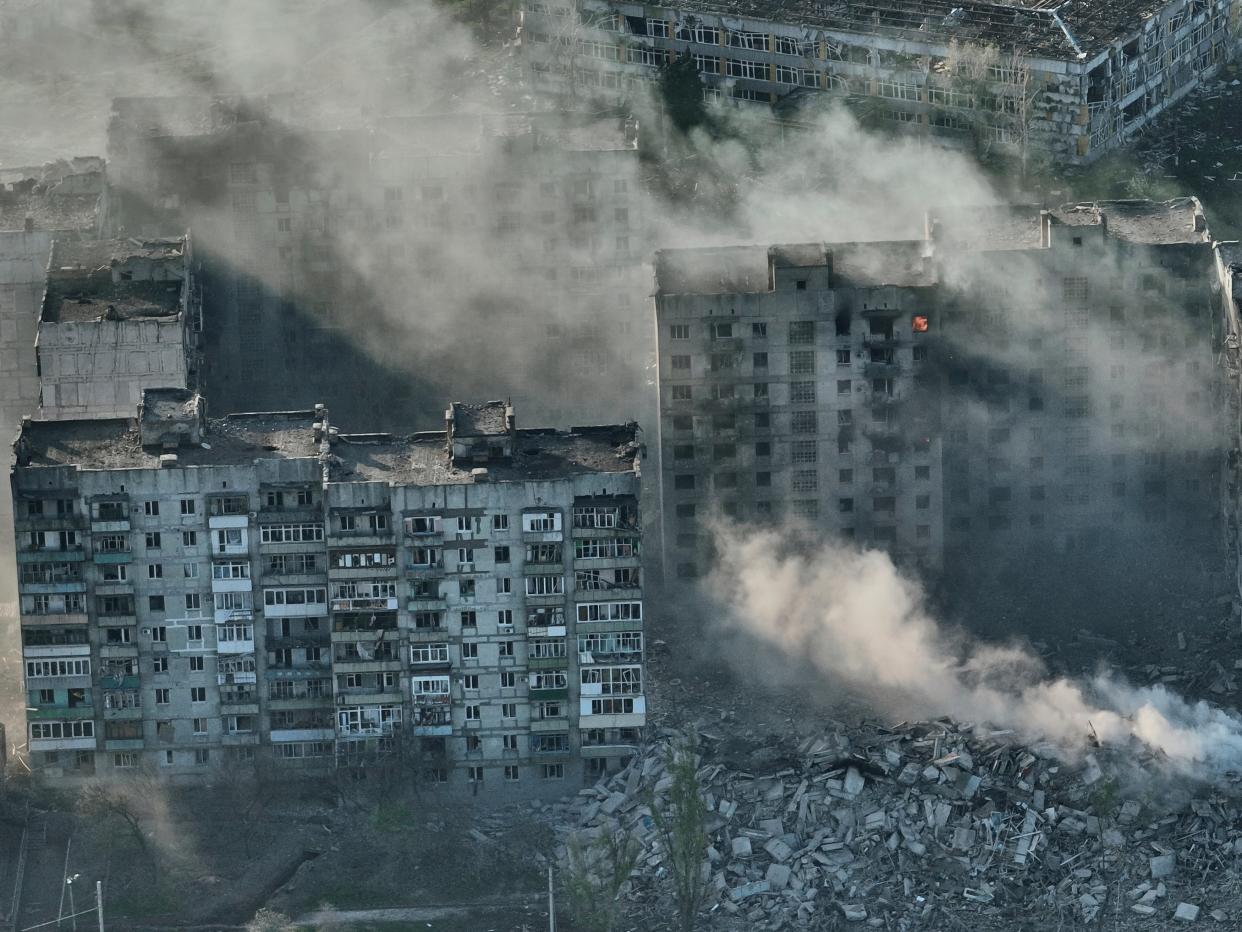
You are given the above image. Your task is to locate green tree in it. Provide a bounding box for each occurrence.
[660,51,708,133]
[649,739,708,932]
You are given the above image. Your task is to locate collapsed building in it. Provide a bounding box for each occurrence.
[654,199,1224,619]
[105,96,652,432]
[523,0,1239,163]
[10,392,646,790]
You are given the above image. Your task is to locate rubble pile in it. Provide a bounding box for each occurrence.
[562,723,1242,929]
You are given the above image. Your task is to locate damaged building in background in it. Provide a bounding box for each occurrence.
[524,0,1239,163]
[10,393,645,790]
[655,199,1224,629]
[105,96,652,432]
[37,234,200,419]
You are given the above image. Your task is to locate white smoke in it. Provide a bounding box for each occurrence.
[710,523,1242,776]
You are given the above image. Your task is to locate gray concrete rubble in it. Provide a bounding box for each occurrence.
[556,724,1242,929]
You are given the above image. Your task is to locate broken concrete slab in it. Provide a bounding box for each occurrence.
[1175,903,1201,922]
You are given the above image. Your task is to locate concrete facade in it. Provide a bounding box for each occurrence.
[523,0,1239,163]
[654,243,941,577]
[655,199,1223,583]
[11,393,645,792]
[0,160,107,747]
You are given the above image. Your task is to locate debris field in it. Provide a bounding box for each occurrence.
[560,722,1242,929]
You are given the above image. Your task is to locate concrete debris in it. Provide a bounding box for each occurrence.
[557,720,1242,929]
[1175,902,1201,922]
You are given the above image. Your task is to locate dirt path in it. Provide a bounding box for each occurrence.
[297,894,545,928]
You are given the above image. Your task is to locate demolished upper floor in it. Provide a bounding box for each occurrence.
[655,199,1214,297]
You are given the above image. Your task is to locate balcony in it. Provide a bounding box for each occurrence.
[21,612,88,627]
[329,564,398,580]
[331,596,398,613]
[23,642,91,658]
[862,333,898,348]
[90,519,130,534]
[17,549,84,563]
[92,551,132,565]
[98,674,140,690]
[528,654,569,670]
[411,700,452,736]
[102,705,143,721]
[27,705,94,720]
[580,742,641,759]
[20,580,87,595]
[215,622,255,654]
[328,527,394,548]
[270,727,335,743]
[30,736,96,752]
[208,515,249,530]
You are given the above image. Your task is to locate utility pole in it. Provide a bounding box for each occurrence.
[95,880,104,932]
[547,864,556,932]
[64,875,80,932]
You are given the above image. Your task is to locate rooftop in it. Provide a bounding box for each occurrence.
[931,198,1211,249]
[14,411,321,472]
[648,0,1171,60]
[449,401,511,437]
[329,426,641,485]
[14,406,640,484]
[51,236,184,272]
[655,241,934,296]
[42,235,188,324]
[41,279,182,324]
[0,159,104,233]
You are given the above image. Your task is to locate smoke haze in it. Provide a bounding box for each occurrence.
[709,522,1242,776]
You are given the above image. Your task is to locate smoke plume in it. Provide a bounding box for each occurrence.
[710,522,1242,776]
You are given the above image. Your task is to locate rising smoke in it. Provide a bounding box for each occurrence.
[709,522,1242,776]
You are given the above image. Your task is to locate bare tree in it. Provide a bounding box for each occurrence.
[939,40,1043,172]
[561,824,641,932]
[648,739,708,932]
[77,777,159,880]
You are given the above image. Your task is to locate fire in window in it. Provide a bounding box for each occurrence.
[912,315,929,333]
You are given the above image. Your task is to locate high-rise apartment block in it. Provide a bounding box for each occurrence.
[654,242,941,577]
[12,392,645,789]
[524,0,1237,163]
[655,199,1222,581]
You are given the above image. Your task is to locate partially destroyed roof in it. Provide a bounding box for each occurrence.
[1053,198,1209,245]
[655,241,932,295]
[329,426,641,485]
[52,237,184,272]
[15,412,320,471]
[930,199,1210,250]
[831,241,934,287]
[450,401,509,437]
[650,0,1168,60]
[655,245,773,296]
[42,279,182,324]
[0,160,104,233]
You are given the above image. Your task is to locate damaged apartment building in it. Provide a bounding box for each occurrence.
[37,234,200,419]
[655,198,1223,589]
[10,393,645,791]
[523,0,1239,162]
[105,96,651,431]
